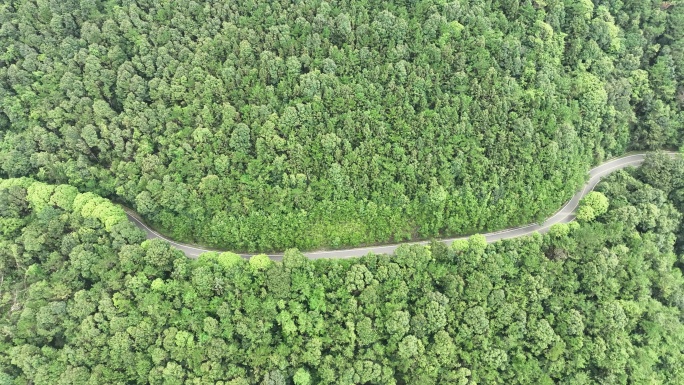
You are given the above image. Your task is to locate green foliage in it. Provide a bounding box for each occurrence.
[548,223,570,238]
[293,368,311,385]
[467,234,487,255]
[576,204,596,221]
[249,254,272,271]
[451,238,469,252]
[577,191,609,221]
[216,252,244,270]
[1,0,681,251]
[49,184,79,211]
[25,182,54,212]
[3,162,684,384]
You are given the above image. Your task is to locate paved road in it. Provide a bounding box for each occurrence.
[125,152,677,260]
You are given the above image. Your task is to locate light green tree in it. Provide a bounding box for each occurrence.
[249,254,272,271]
[577,191,609,221]
[293,368,311,385]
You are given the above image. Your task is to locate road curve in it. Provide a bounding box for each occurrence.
[124,152,678,260]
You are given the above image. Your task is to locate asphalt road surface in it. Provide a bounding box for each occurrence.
[125,152,677,260]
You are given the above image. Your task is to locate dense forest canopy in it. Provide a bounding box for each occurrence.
[1,154,684,384]
[1,0,682,251]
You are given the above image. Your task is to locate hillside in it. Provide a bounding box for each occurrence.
[1,154,684,384]
[1,1,682,251]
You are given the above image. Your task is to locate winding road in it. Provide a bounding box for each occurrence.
[125,152,678,260]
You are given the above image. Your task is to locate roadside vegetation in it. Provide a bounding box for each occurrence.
[1,154,684,384]
[1,0,682,251]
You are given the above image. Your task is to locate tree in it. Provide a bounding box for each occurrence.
[216,252,244,269]
[293,368,311,385]
[249,254,272,271]
[49,184,79,211]
[451,239,469,252]
[548,223,570,238]
[261,370,286,385]
[3,0,677,253]
[577,191,609,222]
[3,167,684,384]
[26,182,54,212]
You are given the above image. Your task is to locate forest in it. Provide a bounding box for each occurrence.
[2,0,684,383]
[1,0,683,251]
[1,154,684,384]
